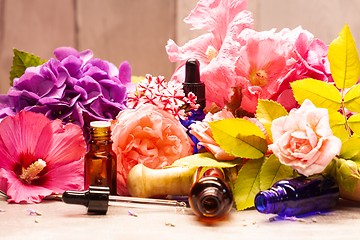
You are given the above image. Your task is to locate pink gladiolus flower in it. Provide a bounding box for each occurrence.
[184,0,248,39]
[190,109,236,160]
[0,110,86,203]
[166,0,253,108]
[269,99,342,176]
[111,104,193,195]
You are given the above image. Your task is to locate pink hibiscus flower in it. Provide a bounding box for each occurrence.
[0,110,86,203]
[166,0,253,108]
[234,28,299,113]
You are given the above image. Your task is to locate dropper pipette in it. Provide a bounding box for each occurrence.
[62,186,186,214]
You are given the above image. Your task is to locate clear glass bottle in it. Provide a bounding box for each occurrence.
[255,174,339,216]
[85,121,117,195]
[189,168,233,218]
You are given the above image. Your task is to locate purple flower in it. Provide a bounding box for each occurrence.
[0,47,132,131]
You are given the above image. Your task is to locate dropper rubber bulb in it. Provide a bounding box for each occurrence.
[63,186,109,214]
[185,58,201,84]
[183,58,206,109]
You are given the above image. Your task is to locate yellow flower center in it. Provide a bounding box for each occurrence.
[250,69,268,86]
[19,159,46,184]
[206,46,218,62]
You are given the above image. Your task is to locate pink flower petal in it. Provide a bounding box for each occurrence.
[270,99,342,176]
[0,111,51,168]
[201,143,236,160]
[0,110,86,203]
[45,120,86,167]
[43,159,84,193]
[184,0,248,39]
[111,104,193,195]
[0,168,52,203]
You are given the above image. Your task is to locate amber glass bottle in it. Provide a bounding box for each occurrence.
[189,168,233,218]
[85,121,117,195]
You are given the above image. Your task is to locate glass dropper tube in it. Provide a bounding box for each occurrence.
[62,186,187,214]
[108,195,187,208]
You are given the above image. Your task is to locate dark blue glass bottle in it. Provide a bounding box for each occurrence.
[254,175,339,216]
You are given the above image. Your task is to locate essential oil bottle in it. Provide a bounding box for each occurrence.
[189,168,233,218]
[85,121,117,195]
[183,58,206,121]
[181,58,206,153]
[254,174,339,216]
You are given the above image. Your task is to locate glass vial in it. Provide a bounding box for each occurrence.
[85,121,117,195]
[189,168,233,218]
[181,58,206,153]
[255,174,339,216]
[182,58,206,121]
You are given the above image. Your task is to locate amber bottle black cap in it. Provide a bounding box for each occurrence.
[183,58,206,109]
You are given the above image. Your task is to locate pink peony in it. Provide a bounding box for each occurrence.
[234,28,299,113]
[166,0,253,108]
[111,104,193,195]
[0,110,86,203]
[269,99,342,176]
[273,28,333,111]
[190,109,236,160]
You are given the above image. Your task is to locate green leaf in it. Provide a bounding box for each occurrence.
[259,154,296,191]
[256,99,288,142]
[348,113,360,136]
[9,48,47,86]
[291,78,341,112]
[328,23,360,89]
[329,111,348,142]
[344,84,360,112]
[233,158,264,211]
[209,118,268,159]
[170,152,243,168]
[339,136,360,159]
[323,157,360,194]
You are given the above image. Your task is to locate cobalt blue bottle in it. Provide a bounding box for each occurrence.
[254,175,339,216]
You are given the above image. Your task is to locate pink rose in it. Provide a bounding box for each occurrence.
[269,99,341,176]
[190,109,236,160]
[111,104,193,195]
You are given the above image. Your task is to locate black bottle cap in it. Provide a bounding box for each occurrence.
[62,186,110,214]
[183,58,206,109]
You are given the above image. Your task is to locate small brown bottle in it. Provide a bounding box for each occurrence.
[189,168,233,218]
[85,121,117,195]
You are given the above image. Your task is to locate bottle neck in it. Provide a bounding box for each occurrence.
[197,187,224,217]
[255,186,286,214]
[89,126,112,143]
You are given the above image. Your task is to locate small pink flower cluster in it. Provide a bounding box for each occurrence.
[127,74,199,120]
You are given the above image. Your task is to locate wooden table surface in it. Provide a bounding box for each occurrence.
[1,196,360,240]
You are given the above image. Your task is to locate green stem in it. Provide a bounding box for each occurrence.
[0,190,7,198]
[341,88,352,138]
